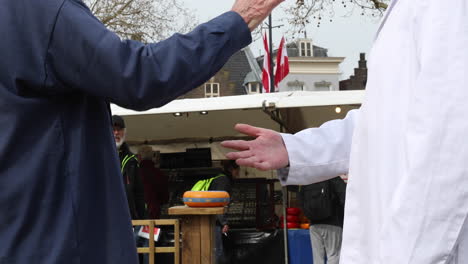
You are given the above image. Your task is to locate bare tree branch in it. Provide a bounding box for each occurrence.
[100,0,135,25]
[370,0,388,9]
[84,0,198,43]
[282,0,390,37]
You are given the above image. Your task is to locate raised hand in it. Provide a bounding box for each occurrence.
[221,124,289,171]
[231,0,285,31]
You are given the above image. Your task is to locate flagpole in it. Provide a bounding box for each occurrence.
[270,13,288,264]
[268,14,275,93]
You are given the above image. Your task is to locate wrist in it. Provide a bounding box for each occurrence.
[231,9,259,32]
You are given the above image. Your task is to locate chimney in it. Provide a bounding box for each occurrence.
[359,53,367,69]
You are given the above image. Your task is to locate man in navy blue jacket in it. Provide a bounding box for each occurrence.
[0,0,283,263]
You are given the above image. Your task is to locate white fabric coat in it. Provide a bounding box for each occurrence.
[279,0,468,263]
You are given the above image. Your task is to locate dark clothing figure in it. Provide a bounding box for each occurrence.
[299,176,346,227]
[325,177,346,227]
[119,143,146,219]
[0,0,251,262]
[209,173,233,227]
[299,176,347,264]
[139,160,169,219]
[209,172,233,264]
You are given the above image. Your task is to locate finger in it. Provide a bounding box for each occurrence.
[225,150,253,160]
[254,161,273,171]
[221,140,250,151]
[236,156,260,168]
[234,124,265,137]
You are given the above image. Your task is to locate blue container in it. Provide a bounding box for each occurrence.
[287,229,313,264]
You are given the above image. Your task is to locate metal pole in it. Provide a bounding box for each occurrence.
[278,114,289,264]
[282,186,289,264]
[268,14,275,93]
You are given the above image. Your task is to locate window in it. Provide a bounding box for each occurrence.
[205,82,220,97]
[287,80,305,91]
[314,81,332,91]
[299,40,312,57]
[247,82,260,94]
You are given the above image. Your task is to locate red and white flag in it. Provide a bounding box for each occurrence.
[262,33,272,93]
[274,36,290,91]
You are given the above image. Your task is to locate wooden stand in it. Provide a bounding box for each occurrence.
[168,206,225,264]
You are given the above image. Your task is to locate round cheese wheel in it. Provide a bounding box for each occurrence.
[183,191,230,207]
[287,215,300,223]
[280,222,300,229]
[288,222,300,229]
[280,215,300,223]
[286,207,301,216]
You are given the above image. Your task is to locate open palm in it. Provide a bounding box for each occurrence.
[221,124,289,171]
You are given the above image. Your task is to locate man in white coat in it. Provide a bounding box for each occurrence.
[222,0,468,263]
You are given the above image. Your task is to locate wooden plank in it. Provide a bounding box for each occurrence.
[156,247,176,253]
[132,219,178,226]
[149,221,155,264]
[154,219,179,225]
[137,247,176,254]
[168,206,225,215]
[210,217,215,264]
[174,219,180,264]
[199,216,214,264]
[181,216,201,264]
[132,220,152,226]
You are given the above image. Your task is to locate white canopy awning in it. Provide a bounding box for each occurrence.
[111,90,364,144]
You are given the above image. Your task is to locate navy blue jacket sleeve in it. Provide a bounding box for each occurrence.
[46,0,251,110]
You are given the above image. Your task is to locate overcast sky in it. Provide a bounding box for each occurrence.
[184,0,383,80]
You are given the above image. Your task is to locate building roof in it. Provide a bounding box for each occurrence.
[286,42,329,57]
[256,40,330,67]
[243,71,258,86]
[222,47,261,95]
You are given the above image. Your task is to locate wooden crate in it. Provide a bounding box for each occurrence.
[131,219,180,264]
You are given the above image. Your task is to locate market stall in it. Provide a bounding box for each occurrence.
[111,90,364,263]
[111,90,363,145]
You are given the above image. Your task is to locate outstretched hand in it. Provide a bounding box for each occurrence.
[231,0,284,31]
[221,124,289,171]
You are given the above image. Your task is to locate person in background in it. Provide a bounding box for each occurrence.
[209,160,240,264]
[112,115,146,220]
[112,115,148,264]
[0,0,283,262]
[138,145,169,219]
[298,176,346,264]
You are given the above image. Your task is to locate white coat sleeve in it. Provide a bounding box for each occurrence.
[277,109,358,186]
[384,2,468,262]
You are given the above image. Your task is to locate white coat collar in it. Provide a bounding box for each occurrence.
[375,0,399,40]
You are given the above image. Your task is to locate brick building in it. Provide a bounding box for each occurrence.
[179,47,262,99]
[339,53,368,90]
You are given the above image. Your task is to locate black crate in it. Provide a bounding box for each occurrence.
[185,148,212,168]
[159,152,186,169]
